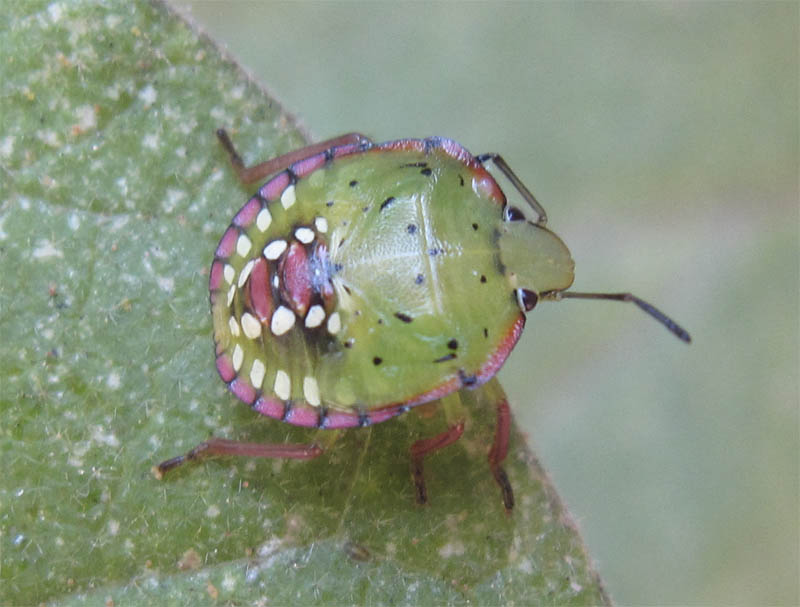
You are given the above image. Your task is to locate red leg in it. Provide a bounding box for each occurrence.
[488,399,514,512]
[409,421,465,505]
[216,129,372,184]
[154,437,322,479]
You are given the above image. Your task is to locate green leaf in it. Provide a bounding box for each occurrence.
[0,1,609,604]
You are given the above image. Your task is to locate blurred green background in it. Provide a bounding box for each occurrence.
[172,3,798,604]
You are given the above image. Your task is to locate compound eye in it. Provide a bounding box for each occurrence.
[515,288,538,312]
[504,205,526,222]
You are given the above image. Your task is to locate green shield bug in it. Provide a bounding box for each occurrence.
[156,130,690,511]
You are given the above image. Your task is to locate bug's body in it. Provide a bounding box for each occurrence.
[157,131,689,511]
[209,138,573,428]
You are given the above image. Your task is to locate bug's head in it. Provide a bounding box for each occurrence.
[497,205,691,342]
[498,205,575,313]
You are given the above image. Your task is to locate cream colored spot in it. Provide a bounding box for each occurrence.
[236,233,252,257]
[223,264,235,284]
[228,316,241,337]
[327,312,341,335]
[280,184,296,209]
[314,216,328,233]
[295,227,314,244]
[232,344,244,372]
[305,304,325,328]
[272,275,280,289]
[237,259,255,288]
[250,359,266,389]
[264,239,287,260]
[271,306,296,336]
[226,284,236,306]
[303,376,321,406]
[256,207,272,232]
[274,369,291,400]
[241,312,261,339]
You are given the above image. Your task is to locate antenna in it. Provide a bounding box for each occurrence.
[543,291,691,343]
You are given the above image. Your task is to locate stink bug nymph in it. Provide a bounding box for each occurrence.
[155,131,690,511]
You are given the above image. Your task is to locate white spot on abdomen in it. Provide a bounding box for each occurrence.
[327,312,341,335]
[238,259,255,287]
[303,376,321,406]
[232,344,244,371]
[236,234,252,257]
[224,264,235,284]
[295,227,314,244]
[280,185,296,209]
[256,208,272,232]
[250,359,266,389]
[271,306,296,336]
[274,370,291,400]
[264,239,287,260]
[241,312,261,339]
[305,305,325,328]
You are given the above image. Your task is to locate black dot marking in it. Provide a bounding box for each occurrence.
[326,200,334,207]
[459,174,465,187]
[428,248,442,256]
[420,167,432,176]
[362,205,370,213]
[472,223,479,231]
[407,224,417,234]
[373,356,383,366]
[447,339,458,350]
[458,369,477,387]
[394,312,413,323]
[400,161,428,168]
[344,338,354,348]
[433,353,457,363]
[358,409,370,427]
[380,196,396,212]
[343,285,352,295]
[480,275,487,283]
[377,318,384,325]
[333,263,343,272]
[339,237,347,248]
[415,274,424,285]
[281,400,293,421]
[483,328,489,338]
[318,406,330,429]
[349,180,358,187]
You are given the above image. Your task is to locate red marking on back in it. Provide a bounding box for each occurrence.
[363,404,408,425]
[284,404,322,428]
[209,260,224,291]
[323,409,362,428]
[477,315,525,383]
[247,258,273,324]
[233,197,261,228]
[253,396,285,420]
[279,241,312,317]
[259,171,290,201]
[291,151,327,179]
[216,227,238,258]
[216,354,235,382]
[404,377,461,409]
[230,377,256,405]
